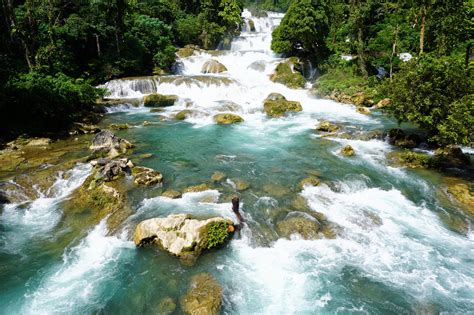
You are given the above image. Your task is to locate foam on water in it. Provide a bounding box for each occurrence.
[1,164,91,253]
[24,219,135,314]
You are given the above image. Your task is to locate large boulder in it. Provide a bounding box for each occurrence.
[213,113,244,124]
[90,130,134,159]
[270,60,305,89]
[133,214,234,263]
[263,93,302,118]
[434,146,471,168]
[144,93,178,107]
[181,273,222,315]
[132,166,163,186]
[201,59,227,73]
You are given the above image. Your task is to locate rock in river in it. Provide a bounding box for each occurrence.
[201,59,227,73]
[133,214,234,263]
[263,93,302,118]
[90,130,134,159]
[213,113,244,124]
[181,273,223,315]
[132,166,163,186]
[144,93,178,107]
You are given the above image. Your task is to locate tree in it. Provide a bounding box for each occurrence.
[383,54,473,146]
[271,0,330,60]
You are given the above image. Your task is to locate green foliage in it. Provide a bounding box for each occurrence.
[204,221,230,249]
[271,0,329,60]
[383,55,473,146]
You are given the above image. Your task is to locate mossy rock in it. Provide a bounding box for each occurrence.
[108,123,130,130]
[276,215,320,240]
[234,179,250,191]
[181,273,222,315]
[211,171,226,182]
[389,151,434,168]
[263,184,290,197]
[340,145,355,157]
[162,189,182,199]
[446,181,474,216]
[299,176,320,189]
[176,45,200,58]
[317,121,339,132]
[248,19,256,32]
[270,61,305,89]
[175,110,194,121]
[356,106,371,115]
[156,297,176,315]
[213,113,244,124]
[263,93,302,118]
[143,93,178,107]
[183,183,211,193]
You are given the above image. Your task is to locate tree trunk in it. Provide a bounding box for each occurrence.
[95,34,101,57]
[419,5,426,55]
[357,26,368,79]
[390,25,399,81]
[4,0,33,69]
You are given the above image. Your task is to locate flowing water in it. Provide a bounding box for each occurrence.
[1,9,474,315]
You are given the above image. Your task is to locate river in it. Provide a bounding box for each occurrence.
[0,9,473,315]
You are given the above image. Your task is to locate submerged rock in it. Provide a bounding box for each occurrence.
[144,93,178,107]
[276,213,320,240]
[299,176,320,189]
[341,145,355,157]
[162,189,182,199]
[157,297,177,315]
[90,130,134,159]
[132,166,163,186]
[201,59,227,73]
[181,273,222,315]
[183,184,211,193]
[211,171,226,182]
[133,214,234,262]
[270,60,305,89]
[263,184,290,197]
[263,93,302,118]
[317,121,339,133]
[234,179,250,191]
[108,123,129,130]
[213,113,244,124]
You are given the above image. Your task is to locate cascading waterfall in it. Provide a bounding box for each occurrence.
[1,8,473,315]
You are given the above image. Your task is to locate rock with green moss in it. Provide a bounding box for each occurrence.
[317,121,339,132]
[270,60,305,89]
[156,297,177,315]
[263,93,302,118]
[162,189,182,199]
[176,45,200,58]
[175,110,195,120]
[108,123,129,130]
[213,113,244,124]
[340,145,355,157]
[276,213,321,240]
[201,59,227,73]
[446,181,474,216]
[143,93,178,107]
[356,106,371,115]
[248,19,256,32]
[234,179,250,191]
[133,213,234,262]
[211,171,226,182]
[389,151,434,168]
[183,183,211,193]
[434,146,470,168]
[299,176,320,189]
[181,273,222,315]
[132,166,163,186]
[263,184,290,197]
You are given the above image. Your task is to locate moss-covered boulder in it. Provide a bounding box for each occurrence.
[174,110,194,121]
[143,93,178,107]
[263,93,302,118]
[156,297,177,315]
[447,182,474,216]
[183,183,211,193]
[340,145,355,157]
[132,166,163,186]
[213,113,244,124]
[181,273,222,315]
[108,123,129,130]
[162,189,182,199]
[176,45,200,58]
[434,146,471,168]
[270,60,305,89]
[211,171,226,182]
[317,121,339,133]
[133,214,234,263]
[276,214,320,240]
[201,59,227,73]
[234,179,250,191]
[300,176,320,189]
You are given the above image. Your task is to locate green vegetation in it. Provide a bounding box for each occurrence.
[0,0,243,142]
[203,221,230,250]
[271,0,473,146]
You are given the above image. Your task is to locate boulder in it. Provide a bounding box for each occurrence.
[340,145,355,157]
[263,93,302,118]
[108,123,129,130]
[72,122,100,135]
[211,171,226,182]
[182,273,222,315]
[276,213,320,240]
[356,106,371,115]
[133,214,234,261]
[201,59,227,74]
[434,146,471,168]
[270,60,305,89]
[263,184,290,197]
[234,179,250,191]
[132,166,163,186]
[317,121,339,133]
[213,113,244,124]
[144,93,178,107]
[177,45,200,58]
[353,92,374,107]
[248,60,266,72]
[162,189,182,199]
[175,110,194,121]
[183,184,211,193]
[375,98,391,109]
[213,100,243,112]
[387,128,419,149]
[90,130,134,159]
[299,176,320,189]
[95,158,133,182]
[248,19,256,32]
[447,182,474,216]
